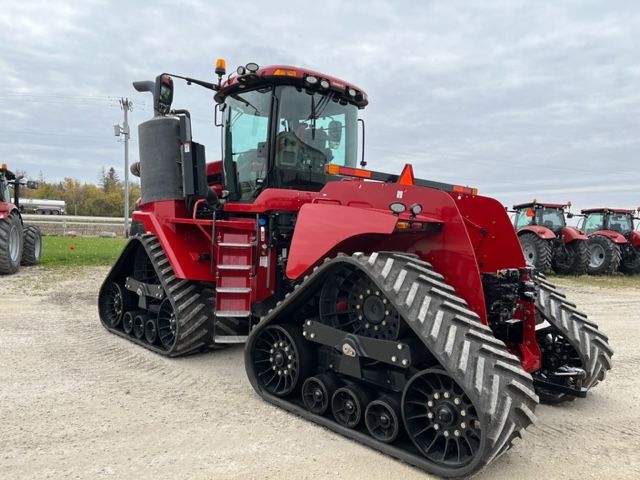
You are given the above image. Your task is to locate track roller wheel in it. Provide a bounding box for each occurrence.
[535,327,582,404]
[402,369,480,469]
[101,282,134,328]
[302,373,340,415]
[122,311,136,335]
[133,313,148,340]
[251,324,312,397]
[145,318,158,344]
[157,299,176,349]
[331,385,370,428]
[365,396,402,443]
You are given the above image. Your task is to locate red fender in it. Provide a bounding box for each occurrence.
[589,230,627,244]
[560,226,588,243]
[517,225,556,239]
[628,230,640,248]
[287,182,493,324]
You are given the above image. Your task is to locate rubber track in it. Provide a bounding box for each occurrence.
[535,274,613,388]
[246,252,538,478]
[99,234,216,356]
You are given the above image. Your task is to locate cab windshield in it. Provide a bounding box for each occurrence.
[606,213,633,234]
[514,207,565,230]
[222,84,359,201]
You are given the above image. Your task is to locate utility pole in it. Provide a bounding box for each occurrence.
[117,98,132,237]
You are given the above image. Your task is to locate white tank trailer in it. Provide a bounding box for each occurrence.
[20,198,66,215]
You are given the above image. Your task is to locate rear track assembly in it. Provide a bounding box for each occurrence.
[245,252,538,478]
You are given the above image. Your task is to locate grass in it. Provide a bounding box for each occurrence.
[41,235,127,266]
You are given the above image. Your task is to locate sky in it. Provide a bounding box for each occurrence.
[1,0,639,216]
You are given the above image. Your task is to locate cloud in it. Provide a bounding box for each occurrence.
[0,0,638,212]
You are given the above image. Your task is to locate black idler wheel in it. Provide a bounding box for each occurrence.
[157,299,176,349]
[319,267,403,340]
[251,324,312,397]
[535,326,581,404]
[302,374,340,415]
[331,385,370,428]
[402,369,481,469]
[365,396,402,443]
[101,282,135,328]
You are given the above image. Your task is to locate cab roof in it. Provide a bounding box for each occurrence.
[581,207,634,214]
[513,202,566,210]
[215,64,368,108]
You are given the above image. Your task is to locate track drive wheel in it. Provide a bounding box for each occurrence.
[553,240,588,275]
[101,282,135,328]
[402,369,480,470]
[586,235,621,275]
[519,232,552,272]
[251,324,312,397]
[319,267,403,340]
[0,212,23,275]
[302,374,339,415]
[21,225,42,266]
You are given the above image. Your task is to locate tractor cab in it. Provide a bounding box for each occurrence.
[213,64,367,202]
[512,201,569,233]
[580,208,638,235]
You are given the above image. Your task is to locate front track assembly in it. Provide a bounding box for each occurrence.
[245,253,538,478]
[98,234,217,356]
[533,274,613,403]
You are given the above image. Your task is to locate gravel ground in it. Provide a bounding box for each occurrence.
[0,266,638,480]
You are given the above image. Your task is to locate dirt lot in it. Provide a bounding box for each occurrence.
[1,266,638,480]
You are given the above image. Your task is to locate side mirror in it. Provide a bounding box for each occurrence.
[26,180,38,189]
[328,120,342,149]
[567,212,573,218]
[133,74,174,116]
[154,74,174,115]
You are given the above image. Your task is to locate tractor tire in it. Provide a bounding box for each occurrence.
[519,232,552,272]
[21,224,42,266]
[0,212,24,275]
[586,235,621,275]
[552,240,588,275]
[618,246,640,275]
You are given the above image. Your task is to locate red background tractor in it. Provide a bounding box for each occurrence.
[579,207,640,275]
[512,201,588,274]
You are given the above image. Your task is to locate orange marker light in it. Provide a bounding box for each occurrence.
[274,68,297,76]
[325,164,340,175]
[0,163,6,169]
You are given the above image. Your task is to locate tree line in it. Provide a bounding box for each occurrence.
[16,166,141,217]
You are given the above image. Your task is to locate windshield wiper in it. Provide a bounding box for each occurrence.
[231,93,261,115]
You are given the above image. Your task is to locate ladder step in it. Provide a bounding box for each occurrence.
[214,335,249,344]
[216,310,251,317]
[218,242,253,247]
[218,264,252,270]
[216,287,251,293]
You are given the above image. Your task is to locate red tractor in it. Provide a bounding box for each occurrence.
[98,62,612,477]
[579,207,640,275]
[512,200,589,274]
[0,163,42,274]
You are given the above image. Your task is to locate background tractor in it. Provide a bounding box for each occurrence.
[512,201,589,274]
[0,164,42,275]
[579,207,640,275]
[97,62,612,477]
